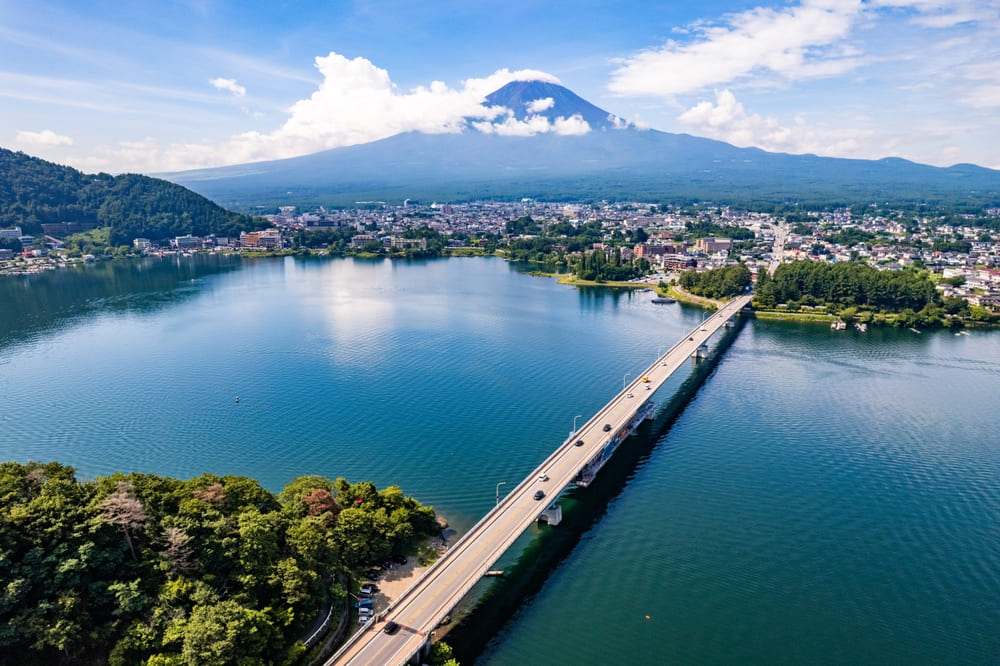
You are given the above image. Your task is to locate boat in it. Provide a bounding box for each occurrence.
[573,401,656,487]
[831,320,847,330]
[651,297,676,304]
[855,323,867,332]
[909,327,922,334]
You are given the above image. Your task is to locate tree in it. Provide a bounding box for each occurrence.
[180,600,275,666]
[100,482,147,561]
[162,527,197,576]
[427,640,460,666]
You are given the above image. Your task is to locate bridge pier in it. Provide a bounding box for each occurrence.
[538,503,562,526]
[692,344,709,359]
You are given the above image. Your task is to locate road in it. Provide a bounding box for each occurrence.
[328,293,754,666]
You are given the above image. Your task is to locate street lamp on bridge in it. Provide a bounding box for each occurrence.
[572,414,582,436]
[495,481,506,505]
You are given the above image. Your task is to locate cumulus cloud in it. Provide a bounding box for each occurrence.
[210,77,246,97]
[71,54,564,172]
[552,114,591,135]
[15,129,74,147]
[473,111,590,136]
[678,89,876,157]
[526,97,555,113]
[213,54,564,163]
[609,0,865,97]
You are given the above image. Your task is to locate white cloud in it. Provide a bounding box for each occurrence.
[526,97,555,113]
[15,129,75,147]
[552,114,591,135]
[678,89,877,157]
[210,77,246,97]
[609,0,866,97]
[869,0,998,28]
[472,111,591,137]
[71,53,563,172]
[962,85,1000,108]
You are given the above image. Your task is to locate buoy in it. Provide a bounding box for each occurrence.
[235,396,240,403]
[645,615,650,620]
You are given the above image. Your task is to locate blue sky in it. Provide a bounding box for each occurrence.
[2,0,999,174]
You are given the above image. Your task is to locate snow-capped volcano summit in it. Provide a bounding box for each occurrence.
[478,80,630,133]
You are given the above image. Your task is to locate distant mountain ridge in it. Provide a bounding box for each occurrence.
[162,80,1000,211]
[0,148,263,245]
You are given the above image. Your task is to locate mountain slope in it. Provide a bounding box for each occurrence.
[0,148,263,244]
[164,82,1000,211]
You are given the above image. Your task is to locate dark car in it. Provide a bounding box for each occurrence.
[602,423,611,432]
[360,583,378,595]
[575,439,585,447]
[533,490,545,501]
[383,621,400,635]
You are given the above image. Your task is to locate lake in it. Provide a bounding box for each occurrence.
[2,255,998,664]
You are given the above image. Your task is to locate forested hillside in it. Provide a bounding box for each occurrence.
[0,148,264,245]
[0,462,438,665]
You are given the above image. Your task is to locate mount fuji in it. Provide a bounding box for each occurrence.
[166,80,1000,211]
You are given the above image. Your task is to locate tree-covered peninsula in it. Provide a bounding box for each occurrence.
[0,461,439,665]
[0,148,266,245]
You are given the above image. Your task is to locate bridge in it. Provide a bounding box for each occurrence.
[328,293,754,666]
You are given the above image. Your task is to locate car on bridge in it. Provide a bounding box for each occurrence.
[603,423,612,432]
[383,621,400,635]
[533,490,545,500]
[575,439,584,446]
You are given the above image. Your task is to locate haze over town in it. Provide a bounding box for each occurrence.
[3,0,999,174]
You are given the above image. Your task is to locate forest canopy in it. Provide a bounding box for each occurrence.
[0,461,438,665]
[0,149,265,245]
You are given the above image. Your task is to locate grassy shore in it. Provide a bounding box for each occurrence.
[751,310,838,323]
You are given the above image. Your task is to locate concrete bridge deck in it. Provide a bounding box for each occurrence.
[328,293,753,666]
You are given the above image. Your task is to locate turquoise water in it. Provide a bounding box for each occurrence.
[2,256,999,663]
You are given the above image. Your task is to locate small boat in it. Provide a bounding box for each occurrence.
[831,320,846,330]
[485,570,505,577]
[235,396,240,403]
[855,323,867,332]
[909,327,921,334]
[651,297,676,304]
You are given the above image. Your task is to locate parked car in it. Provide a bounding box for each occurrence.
[360,583,378,595]
[533,490,545,501]
[354,599,373,608]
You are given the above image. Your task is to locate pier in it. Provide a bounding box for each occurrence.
[327,293,754,666]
